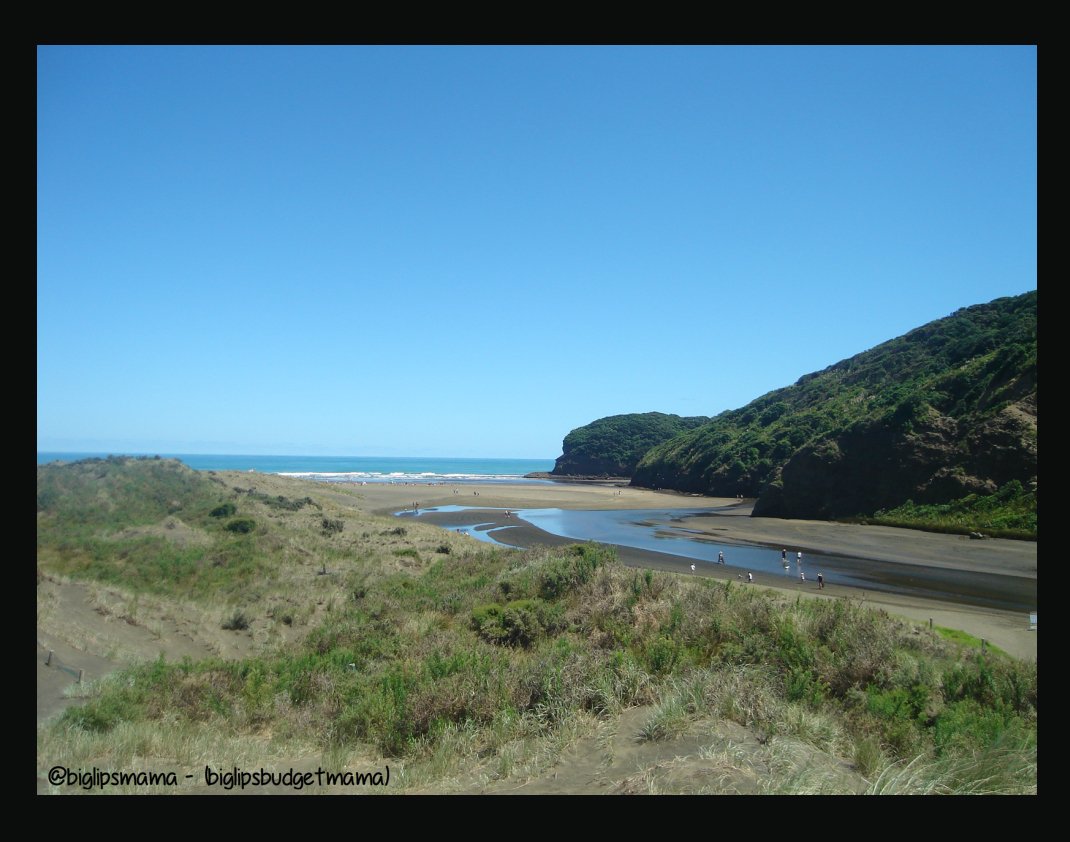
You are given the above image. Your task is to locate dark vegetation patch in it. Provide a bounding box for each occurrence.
[241,491,319,511]
[225,518,256,534]
[222,611,250,631]
[321,518,344,536]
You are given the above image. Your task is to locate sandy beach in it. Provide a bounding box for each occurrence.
[322,478,1038,661]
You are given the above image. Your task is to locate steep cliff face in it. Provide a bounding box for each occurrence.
[629,291,1036,520]
[751,396,1037,519]
[551,412,709,477]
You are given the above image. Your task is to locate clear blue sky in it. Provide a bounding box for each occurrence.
[37,45,1037,458]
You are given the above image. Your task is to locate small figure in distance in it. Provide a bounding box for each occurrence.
[747,572,754,583]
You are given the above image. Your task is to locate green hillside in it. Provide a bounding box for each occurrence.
[37,455,222,530]
[36,456,314,597]
[631,291,1036,531]
[552,412,710,476]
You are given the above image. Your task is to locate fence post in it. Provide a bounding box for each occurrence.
[46,650,53,666]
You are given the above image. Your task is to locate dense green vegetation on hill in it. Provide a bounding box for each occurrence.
[865,480,1036,539]
[552,412,709,476]
[629,292,1036,531]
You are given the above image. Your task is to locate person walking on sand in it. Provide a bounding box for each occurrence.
[718,551,725,565]
[800,570,805,582]
[817,573,824,590]
[690,563,696,573]
[747,572,754,583]
[781,548,787,564]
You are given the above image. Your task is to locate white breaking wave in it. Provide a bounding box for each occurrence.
[277,471,545,483]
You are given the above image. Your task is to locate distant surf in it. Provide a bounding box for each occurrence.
[36,453,555,484]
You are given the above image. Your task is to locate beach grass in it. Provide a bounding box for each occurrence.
[38,459,1037,793]
[935,626,1008,656]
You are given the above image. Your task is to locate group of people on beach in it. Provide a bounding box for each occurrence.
[780,548,824,589]
[692,552,726,572]
[687,547,824,588]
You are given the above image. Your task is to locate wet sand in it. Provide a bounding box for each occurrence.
[347,480,1037,661]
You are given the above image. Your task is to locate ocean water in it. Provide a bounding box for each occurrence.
[36,453,556,484]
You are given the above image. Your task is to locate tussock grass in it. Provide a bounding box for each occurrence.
[866,741,1038,795]
[39,462,1037,794]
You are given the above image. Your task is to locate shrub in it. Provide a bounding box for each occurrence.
[933,699,1018,756]
[471,599,559,647]
[644,636,681,676]
[210,503,237,518]
[222,611,250,631]
[539,543,612,599]
[225,518,256,534]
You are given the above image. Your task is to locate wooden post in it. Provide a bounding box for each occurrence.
[929,618,933,631]
[981,639,987,654]
[77,669,84,684]
[46,650,53,666]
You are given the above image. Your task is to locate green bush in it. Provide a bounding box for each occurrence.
[471,599,559,647]
[539,543,611,599]
[644,636,681,676]
[321,517,344,536]
[933,700,1014,756]
[225,518,256,534]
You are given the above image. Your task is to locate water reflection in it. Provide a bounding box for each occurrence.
[397,506,1035,612]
